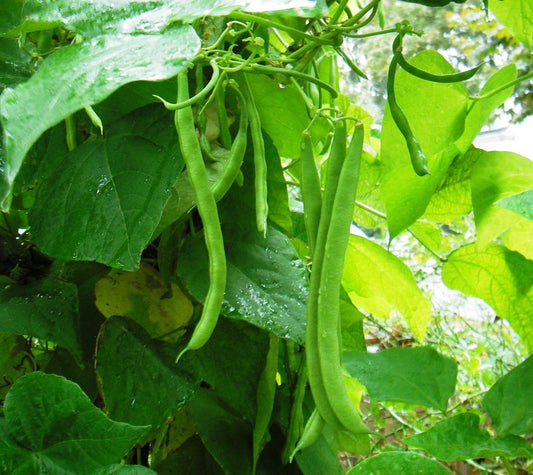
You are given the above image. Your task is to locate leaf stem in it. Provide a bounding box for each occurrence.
[469,71,533,101]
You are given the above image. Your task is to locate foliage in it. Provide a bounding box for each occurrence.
[0,0,532,474]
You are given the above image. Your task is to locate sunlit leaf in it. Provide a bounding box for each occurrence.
[14,0,323,36]
[342,235,431,341]
[442,243,533,351]
[380,50,469,237]
[488,0,533,47]
[471,149,533,249]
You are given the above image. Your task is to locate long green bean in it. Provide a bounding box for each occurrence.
[174,70,227,361]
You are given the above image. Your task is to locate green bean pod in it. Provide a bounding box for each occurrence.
[289,408,325,461]
[299,130,322,255]
[387,55,430,176]
[211,84,249,202]
[155,59,221,111]
[394,34,481,83]
[174,70,227,361]
[238,73,269,236]
[253,335,279,473]
[316,123,371,435]
[305,121,352,432]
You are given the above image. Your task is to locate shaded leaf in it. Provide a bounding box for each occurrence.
[342,235,431,341]
[176,226,307,344]
[29,133,181,271]
[152,435,224,475]
[0,37,32,93]
[498,189,533,221]
[0,25,199,210]
[442,243,533,351]
[95,263,193,342]
[92,465,157,475]
[244,73,310,159]
[0,334,35,400]
[405,413,533,461]
[344,347,457,411]
[483,354,533,436]
[347,451,451,475]
[188,389,253,475]
[0,372,149,474]
[0,278,82,362]
[95,316,199,429]
[188,318,270,421]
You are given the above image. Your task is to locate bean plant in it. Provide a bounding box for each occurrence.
[0,0,532,474]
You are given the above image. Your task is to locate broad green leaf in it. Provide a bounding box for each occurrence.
[95,263,193,343]
[489,0,533,47]
[423,147,482,223]
[455,65,517,154]
[15,0,322,37]
[340,290,366,352]
[253,335,278,470]
[176,226,307,344]
[498,190,533,221]
[342,235,432,341]
[29,132,181,271]
[0,0,23,34]
[188,318,270,421]
[343,347,457,412]
[0,372,149,474]
[0,25,199,210]
[0,334,35,400]
[188,388,253,475]
[504,219,533,261]
[482,354,533,436]
[95,316,198,429]
[405,413,533,461]
[38,347,99,402]
[380,50,469,237]
[244,73,310,159]
[442,244,533,351]
[347,451,451,475]
[92,466,157,475]
[152,436,224,475]
[0,278,82,362]
[471,150,533,248]
[0,38,32,93]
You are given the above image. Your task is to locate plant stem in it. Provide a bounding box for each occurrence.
[470,71,533,101]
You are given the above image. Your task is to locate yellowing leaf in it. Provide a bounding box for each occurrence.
[95,263,193,342]
[342,235,432,341]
